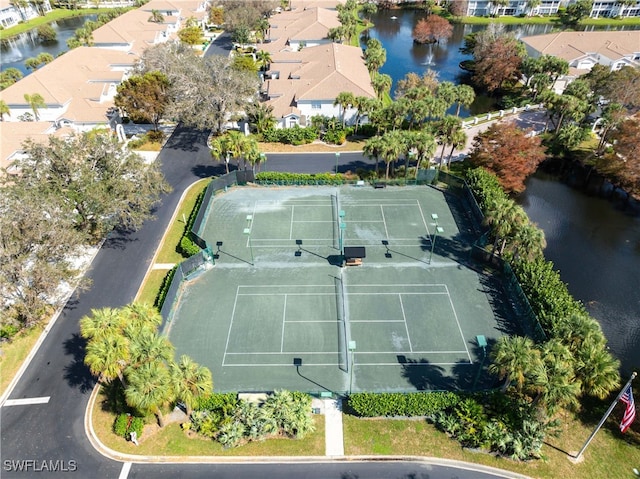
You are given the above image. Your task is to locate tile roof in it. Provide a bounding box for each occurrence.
[522,31,640,63]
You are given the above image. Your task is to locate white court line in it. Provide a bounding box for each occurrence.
[280,294,287,353]
[289,205,294,239]
[348,292,447,296]
[444,284,472,362]
[226,351,340,355]
[416,200,430,235]
[239,292,334,296]
[118,462,132,479]
[356,350,468,354]
[350,320,406,323]
[224,363,340,367]
[358,362,469,366]
[239,284,333,288]
[399,294,413,352]
[285,320,340,323]
[380,205,390,238]
[3,396,50,406]
[221,285,240,367]
[292,220,334,223]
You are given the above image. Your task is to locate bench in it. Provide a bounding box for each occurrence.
[355,180,365,187]
[345,258,362,266]
[374,182,386,189]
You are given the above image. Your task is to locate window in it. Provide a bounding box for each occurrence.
[311,103,321,109]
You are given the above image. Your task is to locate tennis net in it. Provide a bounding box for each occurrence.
[335,274,348,372]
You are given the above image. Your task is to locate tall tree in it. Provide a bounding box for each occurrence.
[453,84,475,117]
[334,91,355,127]
[363,38,387,74]
[23,92,46,121]
[484,196,528,255]
[472,31,525,93]
[560,0,593,26]
[171,355,213,416]
[12,132,170,240]
[148,9,164,23]
[412,15,452,44]
[245,102,277,134]
[372,73,392,100]
[468,122,547,193]
[115,71,170,131]
[379,130,406,179]
[125,360,175,427]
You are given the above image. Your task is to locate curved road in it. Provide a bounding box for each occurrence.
[0,126,524,479]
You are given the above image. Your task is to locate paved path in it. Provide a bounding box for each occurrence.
[324,399,345,456]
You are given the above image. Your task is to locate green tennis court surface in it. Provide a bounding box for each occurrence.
[167,185,514,394]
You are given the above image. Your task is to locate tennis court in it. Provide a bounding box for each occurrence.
[167,185,510,394]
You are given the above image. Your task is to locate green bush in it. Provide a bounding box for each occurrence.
[113,413,144,440]
[0,324,20,340]
[176,182,210,258]
[261,126,318,145]
[146,130,165,143]
[196,392,239,413]
[323,128,347,145]
[347,391,460,417]
[178,235,201,257]
[256,172,345,185]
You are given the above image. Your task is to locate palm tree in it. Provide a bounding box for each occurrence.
[148,9,164,23]
[405,129,436,178]
[171,355,213,416]
[445,128,467,169]
[552,313,605,353]
[122,302,162,332]
[255,50,272,72]
[364,40,386,74]
[125,361,175,427]
[80,307,126,341]
[246,102,276,134]
[23,93,46,121]
[484,197,527,255]
[372,73,392,101]
[435,115,463,167]
[453,84,475,117]
[84,334,130,386]
[363,135,384,177]
[0,100,10,121]
[575,343,621,399]
[509,222,546,262]
[379,130,405,180]
[334,91,355,127]
[129,328,174,369]
[488,335,540,393]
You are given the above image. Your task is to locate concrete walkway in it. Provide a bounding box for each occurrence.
[323,399,345,456]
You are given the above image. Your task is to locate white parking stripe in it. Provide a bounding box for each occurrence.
[118,462,132,479]
[3,396,50,406]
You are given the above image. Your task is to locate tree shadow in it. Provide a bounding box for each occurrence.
[163,125,210,153]
[451,337,499,391]
[62,333,96,393]
[398,356,457,391]
[103,227,140,250]
[191,163,227,178]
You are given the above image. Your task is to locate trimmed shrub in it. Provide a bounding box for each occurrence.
[155,265,177,309]
[347,391,460,417]
[113,413,144,440]
[256,172,345,185]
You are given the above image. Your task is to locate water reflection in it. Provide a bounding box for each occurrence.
[520,173,640,375]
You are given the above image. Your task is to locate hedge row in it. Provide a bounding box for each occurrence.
[261,126,318,145]
[177,182,210,258]
[347,391,460,417]
[154,265,177,309]
[256,172,346,185]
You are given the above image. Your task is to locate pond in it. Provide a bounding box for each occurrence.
[0,15,97,76]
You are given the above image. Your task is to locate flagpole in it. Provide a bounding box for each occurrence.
[575,371,637,459]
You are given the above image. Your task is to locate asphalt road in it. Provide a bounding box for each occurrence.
[0,126,521,479]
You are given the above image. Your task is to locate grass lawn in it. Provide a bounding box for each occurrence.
[0,8,122,40]
[0,324,45,396]
[92,388,326,456]
[259,138,366,153]
[343,413,640,479]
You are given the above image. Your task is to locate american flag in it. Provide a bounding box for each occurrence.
[620,385,636,434]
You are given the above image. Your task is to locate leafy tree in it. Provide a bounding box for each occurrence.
[412,15,452,44]
[0,187,84,329]
[1,68,23,90]
[115,71,170,130]
[468,122,546,193]
[560,0,593,26]
[23,92,46,121]
[472,33,524,93]
[37,24,57,41]
[179,25,203,45]
[361,1,377,22]
[447,0,468,17]
[489,336,541,393]
[209,6,224,26]
[395,71,439,99]
[0,100,10,121]
[232,55,258,73]
[12,132,170,240]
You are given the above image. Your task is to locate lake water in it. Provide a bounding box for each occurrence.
[1,15,96,76]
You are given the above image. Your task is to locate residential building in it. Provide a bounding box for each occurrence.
[0,0,51,28]
[465,0,640,17]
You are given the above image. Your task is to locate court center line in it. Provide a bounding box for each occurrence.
[281,294,287,353]
[416,199,430,235]
[350,320,406,323]
[3,396,50,406]
[398,294,413,353]
[221,285,240,367]
[355,350,469,354]
[380,205,390,239]
[444,284,473,362]
[239,284,334,288]
[225,351,340,355]
[289,205,294,240]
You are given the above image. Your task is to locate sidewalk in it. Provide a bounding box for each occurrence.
[323,399,344,456]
